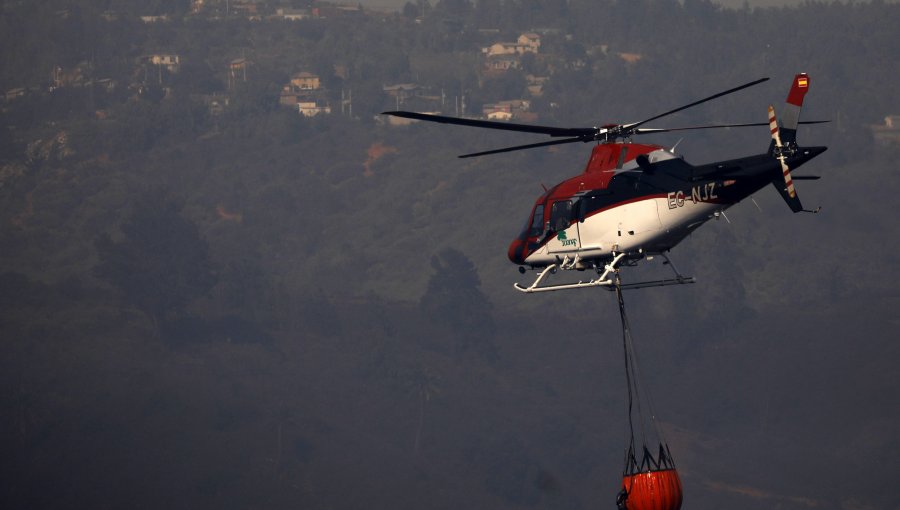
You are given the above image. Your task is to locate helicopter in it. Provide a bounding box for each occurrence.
[383,74,827,293]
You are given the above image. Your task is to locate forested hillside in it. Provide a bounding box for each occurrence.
[1,1,898,509]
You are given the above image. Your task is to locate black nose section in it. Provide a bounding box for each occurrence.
[508,239,527,265]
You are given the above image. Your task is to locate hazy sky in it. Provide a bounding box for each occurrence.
[357,0,830,11]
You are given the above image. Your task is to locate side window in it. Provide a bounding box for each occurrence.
[528,204,545,237]
[550,200,573,231]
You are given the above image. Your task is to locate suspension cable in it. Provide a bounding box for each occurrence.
[616,272,674,475]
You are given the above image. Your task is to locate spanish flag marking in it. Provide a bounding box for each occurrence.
[798,77,809,88]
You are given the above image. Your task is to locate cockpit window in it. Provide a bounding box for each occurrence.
[528,204,545,237]
[550,200,573,231]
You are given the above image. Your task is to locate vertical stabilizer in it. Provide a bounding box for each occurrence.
[779,73,809,144]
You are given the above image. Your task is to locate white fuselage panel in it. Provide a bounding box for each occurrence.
[524,195,723,266]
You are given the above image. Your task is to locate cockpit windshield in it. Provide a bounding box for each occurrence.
[528,203,545,237]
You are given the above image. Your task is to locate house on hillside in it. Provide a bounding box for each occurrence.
[232,1,261,19]
[482,32,541,57]
[228,58,249,88]
[229,58,248,74]
[484,55,520,71]
[281,72,327,111]
[277,8,311,20]
[383,83,419,99]
[140,15,170,23]
[872,115,900,145]
[298,100,331,117]
[312,4,361,18]
[519,33,541,52]
[50,62,98,89]
[148,54,180,72]
[290,72,320,91]
[486,110,512,121]
[383,84,443,112]
[482,99,531,120]
[382,83,419,109]
[5,87,26,102]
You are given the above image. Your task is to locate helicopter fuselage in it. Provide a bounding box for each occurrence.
[508,141,826,269]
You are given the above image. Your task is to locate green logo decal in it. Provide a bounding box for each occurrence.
[557,230,577,246]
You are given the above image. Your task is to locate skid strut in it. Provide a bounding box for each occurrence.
[514,253,627,293]
[513,253,695,294]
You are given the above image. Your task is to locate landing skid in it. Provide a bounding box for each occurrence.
[513,253,695,294]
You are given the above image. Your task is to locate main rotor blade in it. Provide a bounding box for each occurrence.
[459,137,584,158]
[627,77,770,132]
[382,111,596,138]
[633,119,830,134]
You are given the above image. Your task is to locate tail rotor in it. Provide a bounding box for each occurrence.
[769,105,797,200]
[767,74,822,214]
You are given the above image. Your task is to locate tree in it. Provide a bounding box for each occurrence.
[94,200,216,330]
[419,248,496,359]
[433,0,472,18]
[473,0,503,27]
[0,125,17,163]
[402,1,420,19]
